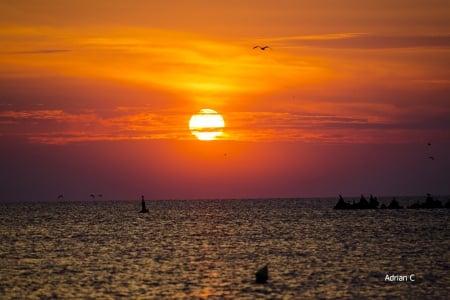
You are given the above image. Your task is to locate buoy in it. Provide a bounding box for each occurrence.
[255,265,269,284]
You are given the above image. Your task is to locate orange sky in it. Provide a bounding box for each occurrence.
[1,1,449,200]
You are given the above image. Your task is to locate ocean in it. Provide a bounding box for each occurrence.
[1,198,449,299]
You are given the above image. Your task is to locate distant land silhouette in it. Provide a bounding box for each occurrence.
[334,194,450,210]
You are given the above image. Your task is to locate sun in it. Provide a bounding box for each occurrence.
[189,109,225,140]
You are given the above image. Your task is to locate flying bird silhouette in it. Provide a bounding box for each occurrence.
[253,45,271,51]
[90,194,95,199]
[427,142,432,146]
[429,156,435,160]
[57,194,64,200]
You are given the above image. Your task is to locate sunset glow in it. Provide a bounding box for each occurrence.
[0,1,449,201]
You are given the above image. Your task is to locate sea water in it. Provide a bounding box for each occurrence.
[1,198,449,299]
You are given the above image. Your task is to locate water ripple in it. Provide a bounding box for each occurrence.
[1,199,449,299]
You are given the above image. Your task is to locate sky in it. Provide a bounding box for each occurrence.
[1,1,449,201]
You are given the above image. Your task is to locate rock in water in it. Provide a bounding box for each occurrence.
[255,265,269,284]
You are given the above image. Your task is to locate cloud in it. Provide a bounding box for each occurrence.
[0,49,71,54]
[263,33,366,42]
[267,33,450,49]
[0,110,66,119]
[0,108,190,144]
[0,26,326,98]
[1,107,449,144]
[223,110,450,143]
[1,26,449,145]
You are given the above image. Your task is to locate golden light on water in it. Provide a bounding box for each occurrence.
[189,109,225,141]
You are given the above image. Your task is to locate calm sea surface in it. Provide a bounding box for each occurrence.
[1,198,449,299]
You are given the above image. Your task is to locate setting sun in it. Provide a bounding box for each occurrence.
[189,109,225,141]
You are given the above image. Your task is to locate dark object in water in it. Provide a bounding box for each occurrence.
[353,194,370,209]
[409,193,443,209]
[334,195,352,210]
[387,197,402,209]
[334,194,376,210]
[335,193,447,210]
[140,195,149,213]
[255,265,269,284]
[445,200,450,209]
[369,195,379,209]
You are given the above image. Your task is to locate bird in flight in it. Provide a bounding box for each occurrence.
[429,156,435,160]
[253,45,271,51]
[427,142,432,146]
